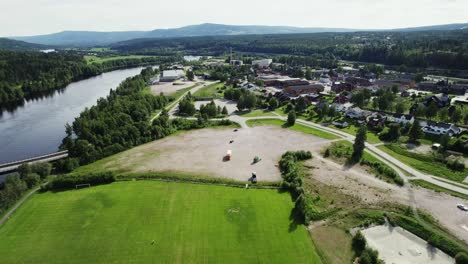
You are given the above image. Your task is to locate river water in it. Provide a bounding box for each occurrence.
[0,67,145,165]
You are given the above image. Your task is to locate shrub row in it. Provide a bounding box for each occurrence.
[278,151,330,223]
[387,213,467,257]
[360,159,404,186]
[42,172,116,191]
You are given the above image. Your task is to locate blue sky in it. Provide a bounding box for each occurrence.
[1,0,467,36]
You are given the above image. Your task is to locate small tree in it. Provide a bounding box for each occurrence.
[287,110,296,126]
[359,247,380,264]
[24,173,41,188]
[186,70,195,81]
[455,252,468,264]
[439,134,450,154]
[17,163,31,178]
[221,106,228,115]
[31,162,52,179]
[408,120,422,143]
[351,126,367,163]
[268,97,279,110]
[352,231,367,255]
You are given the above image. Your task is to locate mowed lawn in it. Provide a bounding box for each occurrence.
[0,181,321,264]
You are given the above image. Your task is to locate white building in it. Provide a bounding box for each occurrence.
[387,114,415,125]
[421,121,461,136]
[252,59,273,68]
[160,70,185,82]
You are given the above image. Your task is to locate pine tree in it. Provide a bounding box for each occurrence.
[351,126,367,163]
[408,120,422,143]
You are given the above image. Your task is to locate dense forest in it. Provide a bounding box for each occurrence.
[0,51,174,109]
[112,29,468,70]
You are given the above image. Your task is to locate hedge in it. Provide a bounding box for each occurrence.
[42,172,116,191]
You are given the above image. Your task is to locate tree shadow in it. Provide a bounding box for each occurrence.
[288,203,304,233]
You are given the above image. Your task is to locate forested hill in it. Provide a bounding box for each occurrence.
[0,51,175,110]
[0,38,47,51]
[11,22,468,47]
[112,29,468,70]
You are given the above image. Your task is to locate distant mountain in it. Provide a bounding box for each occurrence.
[0,38,48,51]
[9,23,468,47]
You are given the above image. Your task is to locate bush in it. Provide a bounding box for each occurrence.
[359,247,382,264]
[446,157,465,171]
[43,172,116,191]
[24,173,41,188]
[456,252,468,264]
[352,231,367,255]
[287,110,296,126]
[56,158,80,173]
[31,162,52,179]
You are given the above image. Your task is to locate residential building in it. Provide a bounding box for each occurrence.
[230,60,244,67]
[387,113,415,125]
[345,77,372,87]
[332,120,349,128]
[421,121,461,136]
[424,94,451,107]
[283,84,325,97]
[331,82,356,93]
[345,107,371,119]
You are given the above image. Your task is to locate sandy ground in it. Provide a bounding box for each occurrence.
[107,126,333,182]
[362,224,454,264]
[194,99,238,114]
[406,143,433,155]
[305,154,468,242]
[150,81,196,95]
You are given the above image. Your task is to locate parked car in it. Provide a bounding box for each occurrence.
[457,204,468,211]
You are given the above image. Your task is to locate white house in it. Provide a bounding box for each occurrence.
[345,107,371,119]
[252,59,272,68]
[387,114,415,125]
[160,70,185,82]
[421,121,461,136]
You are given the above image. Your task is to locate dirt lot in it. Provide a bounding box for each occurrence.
[103,126,333,182]
[150,81,196,95]
[305,154,468,242]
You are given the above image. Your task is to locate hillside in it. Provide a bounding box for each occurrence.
[10,22,468,47]
[0,38,47,51]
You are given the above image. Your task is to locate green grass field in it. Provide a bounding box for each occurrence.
[0,181,321,264]
[192,82,225,98]
[246,119,340,140]
[84,55,154,64]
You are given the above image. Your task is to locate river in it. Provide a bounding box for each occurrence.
[0,67,145,165]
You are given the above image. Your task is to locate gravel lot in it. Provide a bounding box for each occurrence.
[107,126,333,182]
[150,81,196,95]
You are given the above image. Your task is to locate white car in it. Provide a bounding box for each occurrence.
[457,204,468,211]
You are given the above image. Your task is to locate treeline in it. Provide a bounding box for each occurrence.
[0,162,51,215]
[0,50,174,108]
[61,67,167,166]
[113,29,468,70]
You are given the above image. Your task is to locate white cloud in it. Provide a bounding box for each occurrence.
[0,0,467,36]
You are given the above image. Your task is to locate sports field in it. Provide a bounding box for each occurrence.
[0,181,321,264]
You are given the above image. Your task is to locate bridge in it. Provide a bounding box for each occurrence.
[0,151,69,174]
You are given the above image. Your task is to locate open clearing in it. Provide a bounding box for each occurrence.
[0,181,320,264]
[150,81,197,95]
[75,126,335,181]
[362,224,453,264]
[195,99,238,114]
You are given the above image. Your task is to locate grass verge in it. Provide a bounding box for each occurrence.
[246,118,339,140]
[410,179,468,200]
